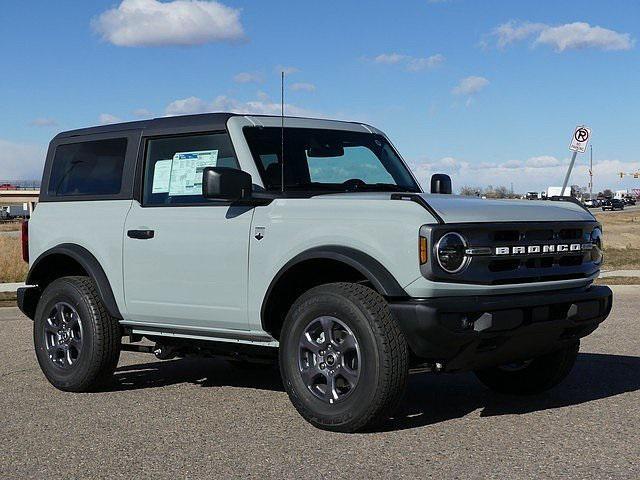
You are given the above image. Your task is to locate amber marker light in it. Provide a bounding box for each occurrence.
[419,236,428,265]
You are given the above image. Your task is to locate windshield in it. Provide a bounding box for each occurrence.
[243,127,420,193]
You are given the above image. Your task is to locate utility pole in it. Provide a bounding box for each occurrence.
[589,144,593,199]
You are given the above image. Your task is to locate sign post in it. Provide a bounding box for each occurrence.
[561,126,591,197]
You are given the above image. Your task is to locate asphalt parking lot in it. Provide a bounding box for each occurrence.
[1,286,638,479]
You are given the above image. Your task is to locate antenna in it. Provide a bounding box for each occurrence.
[281,71,285,193]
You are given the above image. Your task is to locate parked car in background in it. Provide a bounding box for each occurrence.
[602,199,625,211]
[623,197,636,206]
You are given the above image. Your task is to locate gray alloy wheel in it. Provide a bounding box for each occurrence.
[298,316,361,404]
[279,282,409,432]
[43,302,84,369]
[34,276,121,392]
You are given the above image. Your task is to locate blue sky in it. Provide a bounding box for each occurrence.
[1,0,638,193]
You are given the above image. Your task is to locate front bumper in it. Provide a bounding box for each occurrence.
[389,285,612,372]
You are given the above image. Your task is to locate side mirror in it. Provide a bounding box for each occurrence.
[202,167,252,201]
[430,174,452,194]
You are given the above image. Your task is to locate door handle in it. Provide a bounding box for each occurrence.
[127,229,155,240]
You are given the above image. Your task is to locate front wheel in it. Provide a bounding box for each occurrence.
[279,283,409,432]
[474,342,579,395]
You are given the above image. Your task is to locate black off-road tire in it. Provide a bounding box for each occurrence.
[33,276,121,392]
[279,282,409,433]
[474,341,580,395]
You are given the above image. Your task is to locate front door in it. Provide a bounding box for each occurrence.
[123,132,253,331]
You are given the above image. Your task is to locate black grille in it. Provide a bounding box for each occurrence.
[423,221,600,285]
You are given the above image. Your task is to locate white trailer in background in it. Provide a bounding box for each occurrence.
[614,190,628,200]
[547,186,575,198]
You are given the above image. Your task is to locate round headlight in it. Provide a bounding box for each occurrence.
[590,228,603,264]
[436,232,469,273]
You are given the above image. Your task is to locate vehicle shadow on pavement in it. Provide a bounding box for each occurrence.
[111,356,283,392]
[385,352,640,432]
[110,352,639,433]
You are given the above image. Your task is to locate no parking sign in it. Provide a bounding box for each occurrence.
[569,126,591,153]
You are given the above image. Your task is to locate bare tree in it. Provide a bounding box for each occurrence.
[459,185,481,197]
[484,185,510,199]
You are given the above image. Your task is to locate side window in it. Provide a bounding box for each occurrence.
[143,133,239,206]
[48,138,128,197]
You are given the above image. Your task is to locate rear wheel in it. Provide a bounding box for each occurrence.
[474,342,579,395]
[279,283,409,432]
[34,276,121,392]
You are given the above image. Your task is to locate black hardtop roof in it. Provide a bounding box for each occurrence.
[54,113,236,139]
[53,112,369,140]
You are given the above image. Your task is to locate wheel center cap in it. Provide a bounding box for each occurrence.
[326,354,336,366]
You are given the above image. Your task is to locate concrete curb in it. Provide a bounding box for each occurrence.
[599,270,640,279]
[0,283,24,293]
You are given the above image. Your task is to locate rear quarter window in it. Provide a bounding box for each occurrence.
[48,138,128,197]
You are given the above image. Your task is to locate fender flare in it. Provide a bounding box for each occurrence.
[27,244,123,319]
[261,245,407,324]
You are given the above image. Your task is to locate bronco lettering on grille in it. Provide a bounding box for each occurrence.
[495,243,588,256]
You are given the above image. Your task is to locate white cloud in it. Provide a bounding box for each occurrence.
[485,20,634,52]
[165,94,318,117]
[536,22,634,52]
[133,108,153,118]
[525,155,562,168]
[0,139,46,180]
[452,76,489,96]
[370,52,446,71]
[409,155,640,193]
[92,0,245,47]
[291,82,316,92]
[98,113,122,124]
[489,20,547,49]
[165,97,210,116]
[373,53,407,65]
[276,65,300,75]
[234,72,263,83]
[29,118,58,127]
[407,54,446,71]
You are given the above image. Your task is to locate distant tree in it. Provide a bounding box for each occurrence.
[603,189,613,198]
[494,185,510,199]
[484,185,510,199]
[572,184,587,199]
[459,185,481,197]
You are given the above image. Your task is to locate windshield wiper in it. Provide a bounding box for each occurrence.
[357,183,420,193]
[275,182,419,194]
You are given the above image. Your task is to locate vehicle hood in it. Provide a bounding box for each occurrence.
[421,194,596,223]
[314,192,596,223]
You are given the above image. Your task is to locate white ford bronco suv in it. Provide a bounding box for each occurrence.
[19,113,612,432]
